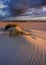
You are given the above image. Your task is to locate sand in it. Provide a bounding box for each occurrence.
[0,22,46,65]
[0,22,46,31]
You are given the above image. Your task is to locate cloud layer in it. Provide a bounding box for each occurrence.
[0,0,46,20]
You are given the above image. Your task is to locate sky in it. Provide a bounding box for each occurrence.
[0,0,46,20]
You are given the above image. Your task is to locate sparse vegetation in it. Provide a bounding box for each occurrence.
[4,24,18,30]
[4,24,24,37]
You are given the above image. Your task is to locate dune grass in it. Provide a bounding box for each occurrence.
[4,24,25,37]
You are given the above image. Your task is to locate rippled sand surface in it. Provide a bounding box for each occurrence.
[0,29,46,65]
[0,22,46,65]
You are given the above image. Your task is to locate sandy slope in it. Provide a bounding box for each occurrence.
[23,29,46,65]
[0,22,46,65]
[24,30,46,50]
[0,29,46,65]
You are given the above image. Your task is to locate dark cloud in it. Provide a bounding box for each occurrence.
[0,0,46,19]
[41,0,46,5]
[10,0,29,16]
[36,0,46,8]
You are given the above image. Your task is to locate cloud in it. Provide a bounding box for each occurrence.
[0,10,9,17]
[42,6,46,12]
[20,6,46,17]
[0,0,11,17]
[0,4,8,9]
[0,0,8,8]
[0,0,46,20]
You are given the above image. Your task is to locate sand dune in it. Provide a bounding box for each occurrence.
[23,29,46,65]
[0,22,46,65]
[0,28,46,65]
